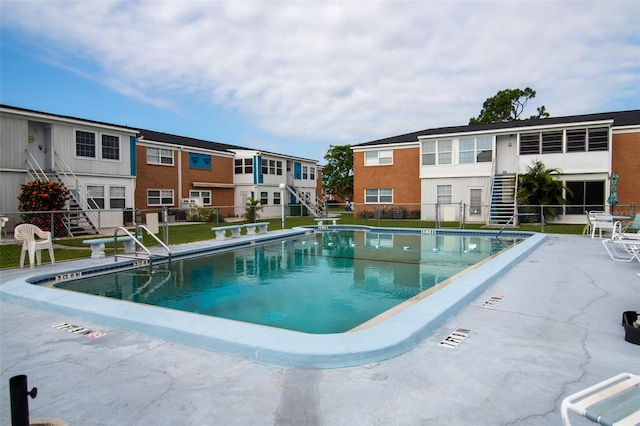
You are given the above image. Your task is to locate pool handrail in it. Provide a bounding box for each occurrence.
[494,213,537,239]
[113,225,171,266]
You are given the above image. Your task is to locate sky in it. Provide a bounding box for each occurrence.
[1,1,639,163]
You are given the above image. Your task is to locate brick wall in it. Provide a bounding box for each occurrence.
[135,146,235,213]
[611,132,640,207]
[352,147,420,213]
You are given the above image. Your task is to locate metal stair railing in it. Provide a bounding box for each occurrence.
[53,152,100,211]
[113,225,171,267]
[285,184,324,217]
[25,150,49,182]
[52,152,101,235]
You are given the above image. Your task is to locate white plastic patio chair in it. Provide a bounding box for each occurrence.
[561,372,640,425]
[0,216,8,237]
[14,223,55,269]
[591,213,615,239]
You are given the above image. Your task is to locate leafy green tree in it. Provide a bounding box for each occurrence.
[469,87,550,124]
[322,144,353,199]
[243,198,263,223]
[516,160,570,219]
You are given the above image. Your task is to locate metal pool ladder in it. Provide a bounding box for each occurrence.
[113,225,171,266]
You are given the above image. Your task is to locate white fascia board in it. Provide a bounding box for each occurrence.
[613,125,640,134]
[136,139,234,157]
[1,106,139,135]
[351,142,419,152]
[417,119,616,141]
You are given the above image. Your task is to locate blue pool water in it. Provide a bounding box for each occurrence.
[54,229,523,334]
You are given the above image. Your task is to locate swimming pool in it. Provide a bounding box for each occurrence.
[0,226,547,367]
[53,230,523,334]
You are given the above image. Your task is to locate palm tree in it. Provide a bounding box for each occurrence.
[516,160,570,221]
[243,198,263,223]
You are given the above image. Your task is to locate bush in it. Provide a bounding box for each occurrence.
[17,181,70,235]
[408,210,421,219]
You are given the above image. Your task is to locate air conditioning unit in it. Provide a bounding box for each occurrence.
[181,198,203,207]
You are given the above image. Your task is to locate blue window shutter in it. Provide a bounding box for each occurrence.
[254,155,263,184]
[130,136,136,176]
[294,162,302,179]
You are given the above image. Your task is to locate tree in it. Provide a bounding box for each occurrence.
[516,160,570,220]
[243,197,263,223]
[322,145,353,199]
[469,87,550,125]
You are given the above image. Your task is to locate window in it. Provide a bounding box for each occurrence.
[365,150,393,166]
[542,131,563,154]
[364,188,393,203]
[469,189,482,215]
[565,181,605,214]
[566,129,587,152]
[521,127,609,155]
[276,160,283,176]
[422,141,436,165]
[87,185,105,209]
[519,132,540,155]
[260,191,269,205]
[189,153,211,170]
[588,128,609,151]
[459,137,492,164]
[147,189,174,206]
[147,147,173,165]
[437,185,452,205]
[302,166,308,179]
[261,158,268,175]
[76,131,96,158]
[310,167,315,180]
[438,140,452,165]
[274,191,281,205]
[422,140,452,165]
[269,160,276,174]
[109,186,126,209]
[101,134,120,160]
[189,190,211,205]
[234,158,253,174]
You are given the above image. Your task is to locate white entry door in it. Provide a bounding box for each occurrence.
[495,136,518,174]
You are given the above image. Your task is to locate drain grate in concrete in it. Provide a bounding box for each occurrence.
[52,323,105,339]
[439,328,471,348]
[482,294,504,308]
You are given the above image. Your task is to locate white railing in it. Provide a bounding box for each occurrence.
[25,150,49,182]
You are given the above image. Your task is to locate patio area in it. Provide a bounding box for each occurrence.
[1,234,638,425]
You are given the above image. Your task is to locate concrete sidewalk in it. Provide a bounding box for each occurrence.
[1,234,639,425]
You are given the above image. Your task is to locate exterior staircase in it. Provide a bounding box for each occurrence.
[286,184,325,217]
[25,150,99,236]
[488,174,517,226]
[46,171,99,236]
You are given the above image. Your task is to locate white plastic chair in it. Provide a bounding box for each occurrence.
[0,216,8,237]
[591,213,615,239]
[14,223,55,269]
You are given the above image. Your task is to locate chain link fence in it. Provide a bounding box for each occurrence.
[1,202,635,269]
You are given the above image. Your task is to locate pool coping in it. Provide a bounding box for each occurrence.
[0,227,547,368]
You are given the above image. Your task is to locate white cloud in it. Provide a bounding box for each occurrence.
[2,0,638,148]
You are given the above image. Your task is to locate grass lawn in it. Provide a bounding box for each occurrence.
[0,213,585,269]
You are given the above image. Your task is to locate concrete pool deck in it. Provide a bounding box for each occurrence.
[1,233,639,425]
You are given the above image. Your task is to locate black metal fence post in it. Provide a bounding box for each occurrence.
[10,374,37,426]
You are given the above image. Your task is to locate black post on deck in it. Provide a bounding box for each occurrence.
[9,375,37,426]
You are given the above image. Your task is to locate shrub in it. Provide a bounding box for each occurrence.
[17,181,70,235]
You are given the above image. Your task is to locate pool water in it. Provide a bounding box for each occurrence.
[55,230,522,334]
